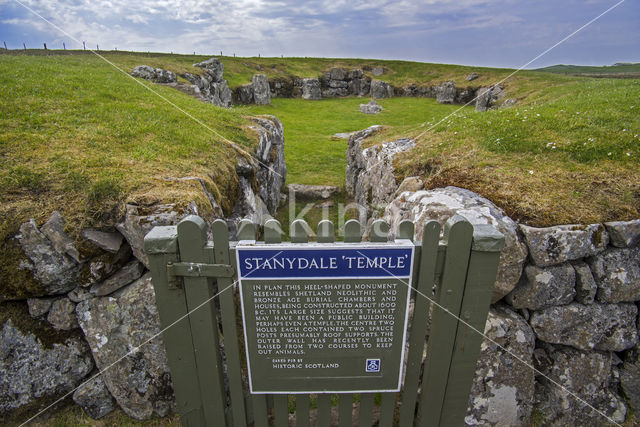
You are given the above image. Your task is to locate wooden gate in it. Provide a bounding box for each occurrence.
[144,215,504,426]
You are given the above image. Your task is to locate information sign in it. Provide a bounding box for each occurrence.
[236,241,414,393]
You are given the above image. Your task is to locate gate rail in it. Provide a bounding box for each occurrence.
[145,215,504,426]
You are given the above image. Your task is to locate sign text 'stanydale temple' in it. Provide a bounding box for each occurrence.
[236,242,414,393]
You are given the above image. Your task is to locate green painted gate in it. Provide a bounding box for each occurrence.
[144,215,504,426]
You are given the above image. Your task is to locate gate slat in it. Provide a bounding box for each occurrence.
[399,221,441,426]
[274,395,290,427]
[265,219,283,244]
[212,220,247,426]
[344,219,362,243]
[145,227,205,426]
[357,393,374,427]
[378,393,396,427]
[417,216,473,427]
[177,216,227,426]
[252,395,269,427]
[369,219,389,242]
[338,394,352,427]
[317,220,334,243]
[439,225,505,426]
[317,394,332,426]
[296,394,310,427]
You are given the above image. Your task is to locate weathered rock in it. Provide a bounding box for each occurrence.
[589,246,640,303]
[435,81,456,104]
[475,86,504,112]
[394,176,423,196]
[27,297,55,317]
[78,243,132,288]
[131,66,177,83]
[252,74,271,105]
[211,80,233,108]
[67,286,93,303]
[41,211,81,262]
[90,260,145,297]
[82,229,124,253]
[349,69,364,80]
[235,83,254,104]
[384,187,528,302]
[358,78,371,97]
[322,87,349,98]
[572,261,597,304]
[286,184,340,200]
[235,154,258,177]
[193,57,224,82]
[229,176,272,227]
[250,116,287,215]
[348,78,362,95]
[328,67,346,80]
[117,203,195,268]
[16,217,80,296]
[345,125,384,196]
[466,72,479,81]
[47,297,78,330]
[359,99,383,114]
[370,80,393,98]
[0,319,93,414]
[328,80,348,89]
[351,138,415,215]
[72,375,115,419]
[530,302,638,351]
[620,355,640,412]
[301,78,322,100]
[605,219,640,248]
[372,66,384,76]
[535,346,626,425]
[332,132,353,140]
[505,263,575,310]
[76,273,174,420]
[520,223,609,267]
[466,306,535,426]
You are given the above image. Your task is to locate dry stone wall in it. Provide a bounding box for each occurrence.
[0,116,286,422]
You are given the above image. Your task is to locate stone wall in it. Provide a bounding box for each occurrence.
[0,116,286,422]
[347,130,639,424]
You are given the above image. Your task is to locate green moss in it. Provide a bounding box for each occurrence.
[0,235,47,302]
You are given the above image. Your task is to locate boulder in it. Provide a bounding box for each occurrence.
[466,306,535,426]
[572,261,597,304]
[76,273,174,420]
[350,138,415,213]
[286,184,340,200]
[370,80,393,98]
[475,86,502,112]
[394,176,423,196]
[131,66,177,83]
[72,375,115,419]
[252,74,271,105]
[348,79,362,95]
[131,65,155,80]
[90,260,145,297]
[47,297,78,330]
[27,297,55,318]
[16,215,80,296]
[435,81,456,104]
[605,219,640,248]
[41,211,81,262]
[535,346,626,425]
[154,68,177,83]
[384,187,528,302]
[328,80,349,89]
[358,78,372,97]
[250,115,287,215]
[529,302,638,351]
[589,246,640,303]
[322,87,349,98]
[301,78,322,100]
[211,80,233,108]
[519,223,609,267]
[359,99,383,114]
[465,72,479,81]
[77,243,132,288]
[0,319,93,415]
[505,263,575,310]
[345,125,384,196]
[81,229,124,253]
[235,83,254,104]
[620,356,640,412]
[329,67,346,80]
[117,203,195,268]
[193,57,224,82]
[348,69,364,79]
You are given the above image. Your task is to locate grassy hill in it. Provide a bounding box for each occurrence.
[536,63,640,78]
[1,49,639,237]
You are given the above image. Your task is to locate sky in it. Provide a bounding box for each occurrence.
[0,0,637,69]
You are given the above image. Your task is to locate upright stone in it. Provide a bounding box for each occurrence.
[435,81,456,104]
[252,74,271,105]
[605,220,640,247]
[301,78,322,100]
[370,80,393,98]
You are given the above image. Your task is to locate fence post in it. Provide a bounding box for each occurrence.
[177,216,227,426]
[438,224,505,425]
[417,215,473,427]
[144,226,205,425]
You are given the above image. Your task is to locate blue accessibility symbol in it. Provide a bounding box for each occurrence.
[365,359,381,373]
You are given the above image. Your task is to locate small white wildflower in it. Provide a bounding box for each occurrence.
[623,129,628,132]
[454,132,457,135]
[627,153,631,156]
[529,170,534,175]
[536,113,540,117]
[608,152,612,156]
[576,112,580,114]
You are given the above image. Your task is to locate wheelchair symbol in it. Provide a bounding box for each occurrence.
[365,359,381,373]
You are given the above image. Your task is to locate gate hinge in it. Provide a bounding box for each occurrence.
[167,262,234,289]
